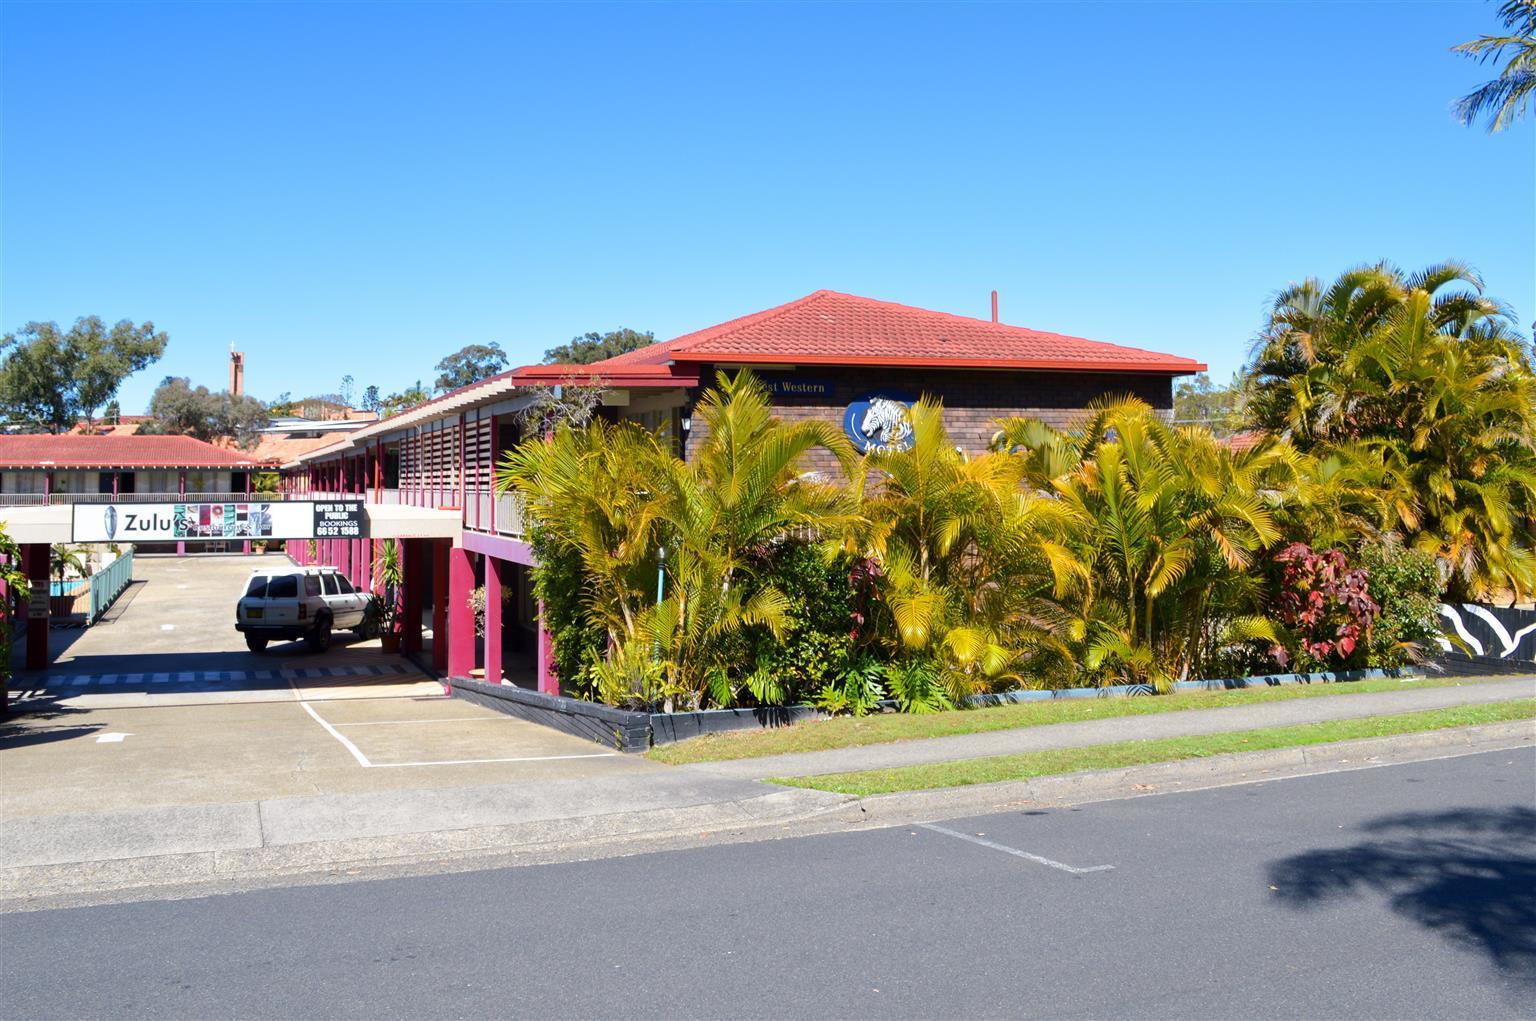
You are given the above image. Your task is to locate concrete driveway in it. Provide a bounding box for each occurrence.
[14,551,411,705]
[3,552,662,821]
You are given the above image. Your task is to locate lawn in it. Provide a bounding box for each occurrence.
[766,699,1536,796]
[647,674,1504,764]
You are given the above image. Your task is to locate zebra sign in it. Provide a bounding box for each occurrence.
[843,392,915,453]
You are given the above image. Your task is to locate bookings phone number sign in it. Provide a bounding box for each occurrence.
[72,501,368,543]
[313,502,366,538]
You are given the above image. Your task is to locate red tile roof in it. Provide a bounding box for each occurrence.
[0,434,265,469]
[593,290,1205,374]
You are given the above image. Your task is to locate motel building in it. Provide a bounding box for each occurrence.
[0,290,1203,685]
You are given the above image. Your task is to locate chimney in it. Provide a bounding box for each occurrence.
[229,346,245,398]
[991,290,999,324]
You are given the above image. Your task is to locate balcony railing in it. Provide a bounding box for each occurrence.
[0,491,297,507]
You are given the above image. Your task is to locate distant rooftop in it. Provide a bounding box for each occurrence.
[0,434,264,470]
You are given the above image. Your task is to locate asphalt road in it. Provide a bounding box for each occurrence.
[6,749,1533,1020]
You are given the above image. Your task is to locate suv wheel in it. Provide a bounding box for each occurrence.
[245,635,268,654]
[305,614,332,653]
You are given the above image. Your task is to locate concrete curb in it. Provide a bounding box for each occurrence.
[0,720,1529,910]
[817,718,1536,829]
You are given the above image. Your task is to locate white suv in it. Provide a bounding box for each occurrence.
[235,566,372,653]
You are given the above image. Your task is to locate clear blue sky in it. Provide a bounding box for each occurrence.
[3,1,1532,414]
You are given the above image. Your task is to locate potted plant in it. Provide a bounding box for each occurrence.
[372,539,403,653]
[364,594,400,651]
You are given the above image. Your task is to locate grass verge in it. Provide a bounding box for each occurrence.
[766,700,1536,796]
[647,674,1508,764]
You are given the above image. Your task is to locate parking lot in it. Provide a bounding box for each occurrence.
[3,553,660,821]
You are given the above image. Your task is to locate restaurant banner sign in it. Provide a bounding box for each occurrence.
[72,501,367,543]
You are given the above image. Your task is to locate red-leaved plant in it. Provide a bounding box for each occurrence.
[1269,543,1380,670]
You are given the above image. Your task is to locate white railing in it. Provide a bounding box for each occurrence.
[0,491,296,507]
[494,491,527,537]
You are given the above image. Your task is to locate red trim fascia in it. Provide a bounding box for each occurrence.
[511,366,700,388]
[667,352,1207,374]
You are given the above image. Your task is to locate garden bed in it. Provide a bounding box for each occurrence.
[453,667,1443,753]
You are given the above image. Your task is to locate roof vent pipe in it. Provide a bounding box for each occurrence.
[991,290,999,324]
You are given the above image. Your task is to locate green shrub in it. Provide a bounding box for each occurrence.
[1355,538,1443,668]
[529,522,607,700]
[739,540,858,706]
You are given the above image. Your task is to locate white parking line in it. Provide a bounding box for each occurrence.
[289,678,618,767]
[917,822,1115,875]
[294,697,373,767]
[333,718,518,727]
[367,753,618,768]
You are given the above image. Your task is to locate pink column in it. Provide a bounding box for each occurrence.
[536,600,559,696]
[242,468,252,555]
[446,545,475,683]
[22,543,49,670]
[431,539,449,675]
[484,555,504,684]
[176,470,187,557]
[354,537,369,591]
[401,538,424,656]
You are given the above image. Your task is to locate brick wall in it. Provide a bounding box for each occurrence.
[681,366,1177,475]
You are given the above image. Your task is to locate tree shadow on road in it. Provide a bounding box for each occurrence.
[1267,807,1536,985]
[0,721,104,749]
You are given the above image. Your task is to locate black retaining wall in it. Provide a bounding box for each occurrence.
[450,679,830,751]
[451,678,652,752]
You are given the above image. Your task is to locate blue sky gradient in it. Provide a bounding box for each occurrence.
[3,1,1532,413]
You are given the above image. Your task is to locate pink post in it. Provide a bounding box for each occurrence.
[446,545,475,684]
[484,555,503,683]
[432,539,449,675]
[536,600,559,696]
[22,542,50,671]
[177,470,186,557]
[401,538,424,656]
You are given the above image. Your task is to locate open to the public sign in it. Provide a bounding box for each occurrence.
[71,501,367,543]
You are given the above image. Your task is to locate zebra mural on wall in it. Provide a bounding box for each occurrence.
[1437,604,1536,662]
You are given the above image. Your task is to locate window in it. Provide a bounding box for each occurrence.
[267,576,299,598]
[245,577,269,598]
[320,574,338,596]
[304,576,321,597]
[335,575,356,594]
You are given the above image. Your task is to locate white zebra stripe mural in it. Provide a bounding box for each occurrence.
[1438,603,1536,661]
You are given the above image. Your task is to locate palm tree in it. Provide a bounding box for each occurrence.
[500,416,673,653]
[1243,262,1536,600]
[1454,0,1536,132]
[996,399,1298,687]
[860,397,1073,706]
[499,370,859,711]
[50,545,90,585]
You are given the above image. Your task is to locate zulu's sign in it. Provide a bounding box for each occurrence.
[72,501,366,543]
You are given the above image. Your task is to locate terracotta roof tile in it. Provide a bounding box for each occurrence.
[591,290,1205,374]
[0,434,263,469]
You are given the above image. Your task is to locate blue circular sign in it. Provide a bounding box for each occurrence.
[844,391,916,453]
